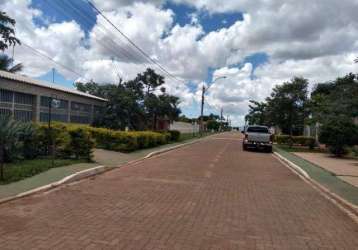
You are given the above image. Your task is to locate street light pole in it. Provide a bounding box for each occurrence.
[199,76,227,136]
[200,85,205,136]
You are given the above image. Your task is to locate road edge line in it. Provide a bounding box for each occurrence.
[273,152,358,224]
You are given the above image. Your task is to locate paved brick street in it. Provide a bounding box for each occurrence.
[0,133,357,249]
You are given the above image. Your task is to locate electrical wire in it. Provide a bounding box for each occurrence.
[86,0,187,85]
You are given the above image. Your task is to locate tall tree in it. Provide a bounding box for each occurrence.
[75,68,181,131]
[265,77,309,135]
[0,54,23,73]
[311,73,358,122]
[245,100,268,126]
[136,68,164,95]
[0,12,20,51]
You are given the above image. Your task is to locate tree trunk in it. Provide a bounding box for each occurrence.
[0,145,4,181]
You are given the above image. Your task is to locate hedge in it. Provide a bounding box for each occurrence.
[44,123,181,153]
[274,135,316,149]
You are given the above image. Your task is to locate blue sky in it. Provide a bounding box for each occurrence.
[30,0,268,118]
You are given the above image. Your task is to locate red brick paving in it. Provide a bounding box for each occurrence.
[0,133,357,249]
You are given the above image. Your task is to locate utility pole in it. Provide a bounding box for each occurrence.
[200,85,205,136]
[220,108,223,132]
[199,76,227,136]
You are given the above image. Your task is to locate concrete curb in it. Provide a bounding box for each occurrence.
[273,152,310,179]
[273,152,358,223]
[0,136,210,205]
[0,165,111,205]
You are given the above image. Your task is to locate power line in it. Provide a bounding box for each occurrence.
[21,42,89,82]
[43,0,136,79]
[86,0,187,84]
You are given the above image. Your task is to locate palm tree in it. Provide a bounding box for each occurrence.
[0,115,23,180]
[0,54,23,73]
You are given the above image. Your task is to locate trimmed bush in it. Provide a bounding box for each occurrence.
[66,127,95,161]
[168,130,181,142]
[274,135,315,149]
[87,127,169,152]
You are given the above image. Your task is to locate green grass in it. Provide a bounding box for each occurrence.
[1,158,85,185]
[275,144,326,153]
[274,145,358,205]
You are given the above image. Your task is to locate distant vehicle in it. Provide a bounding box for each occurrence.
[242,125,273,153]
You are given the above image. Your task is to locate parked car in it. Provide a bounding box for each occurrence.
[242,125,273,153]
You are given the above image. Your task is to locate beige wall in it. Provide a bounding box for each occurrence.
[0,78,106,123]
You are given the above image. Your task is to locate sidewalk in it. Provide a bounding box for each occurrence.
[294,152,358,188]
[0,137,202,200]
[274,146,358,205]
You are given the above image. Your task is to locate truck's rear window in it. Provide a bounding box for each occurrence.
[247,127,269,133]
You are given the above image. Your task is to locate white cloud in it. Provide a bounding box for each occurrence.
[206,53,358,125]
[1,0,358,125]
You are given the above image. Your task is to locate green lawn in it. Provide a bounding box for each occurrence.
[1,158,85,185]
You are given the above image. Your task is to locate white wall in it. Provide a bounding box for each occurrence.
[170,121,199,134]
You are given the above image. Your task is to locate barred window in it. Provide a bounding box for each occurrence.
[14,92,34,105]
[40,96,68,109]
[71,102,91,112]
[70,115,90,124]
[0,108,12,116]
[14,110,33,122]
[0,89,13,103]
[40,112,68,123]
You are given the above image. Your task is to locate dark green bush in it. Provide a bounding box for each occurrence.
[168,130,181,141]
[319,116,358,157]
[66,128,95,161]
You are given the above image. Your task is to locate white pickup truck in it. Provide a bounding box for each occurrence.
[242,125,273,153]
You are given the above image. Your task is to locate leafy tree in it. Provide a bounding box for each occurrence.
[136,68,164,95]
[177,115,195,123]
[319,116,358,157]
[75,68,181,131]
[207,120,220,131]
[245,100,268,125]
[310,73,358,123]
[0,54,23,73]
[0,12,20,51]
[265,77,309,135]
[0,115,23,180]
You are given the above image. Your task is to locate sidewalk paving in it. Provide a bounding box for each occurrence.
[274,146,358,205]
[0,137,201,200]
[294,152,358,188]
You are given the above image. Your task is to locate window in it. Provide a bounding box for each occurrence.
[0,108,11,116]
[40,112,68,123]
[14,92,34,105]
[14,110,33,122]
[40,96,68,109]
[247,126,269,133]
[70,115,90,124]
[0,89,13,103]
[71,102,91,112]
